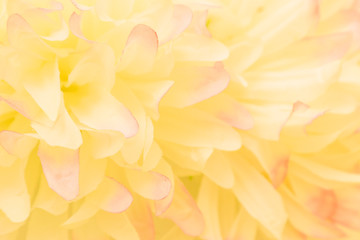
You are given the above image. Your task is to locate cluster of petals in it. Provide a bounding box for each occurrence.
[1,0,360,239]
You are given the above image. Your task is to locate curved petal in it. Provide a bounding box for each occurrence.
[162,63,230,108]
[38,142,79,201]
[126,169,171,200]
[117,24,158,75]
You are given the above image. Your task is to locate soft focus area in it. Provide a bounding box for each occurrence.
[1,0,360,239]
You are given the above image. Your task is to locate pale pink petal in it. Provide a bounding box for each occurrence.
[69,12,92,42]
[127,198,155,240]
[0,131,37,159]
[38,142,79,201]
[197,178,222,240]
[117,24,158,75]
[126,169,171,200]
[161,178,205,236]
[99,177,133,213]
[281,188,345,239]
[196,93,253,130]
[173,33,228,62]
[162,63,230,108]
[71,0,94,10]
[67,90,138,138]
[158,5,193,44]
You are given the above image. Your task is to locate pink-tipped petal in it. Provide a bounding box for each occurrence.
[118,24,158,75]
[163,63,230,108]
[126,169,171,200]
[38,142,79,201]
[99,177,133,213]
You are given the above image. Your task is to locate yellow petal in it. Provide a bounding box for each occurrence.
[157,4,192,44]
[66,89,138,138]
[163,63,230,108]
[232,159,287,239]
[38,142,79,200]
[280,187,345,239]
[161,177,205,236]
[173,33,229,62]
[117,24,158,75]
[197,178,222,240]
[196,93,254,130]
[31,102,82,149]
[97,177,133,213]
[156,108,241,151]
[23,60,61,122]
[95,0,134,22]
[203,151,234,189]
[126,169,171,200]
[96,211,140,240]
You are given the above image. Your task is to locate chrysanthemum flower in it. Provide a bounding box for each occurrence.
[1,0,360,239]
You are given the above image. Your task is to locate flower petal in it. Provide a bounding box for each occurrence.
[156,108,241,151]
[117,24,158,75]
[66,90,138,138]
[161,178,205,236]
[162,63,230,108]
[232,159,287,239]
[126,169,171,200]
[172,33,229,62]
[38,142,79,201]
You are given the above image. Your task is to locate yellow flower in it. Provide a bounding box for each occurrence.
[1,0,360,239]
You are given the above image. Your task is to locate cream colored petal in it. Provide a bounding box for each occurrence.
[227,207,257,240]
[117,24,158,75]
[173,33,228,62]
[161,178,205,236]
[33,175,68,216]
[153,160,175,216]
[69,13,92,42]
[232,159,287,239]
[82,130,125,159]
[0,130,37,159]
[95,0,134,22]
[98,177,133,213]
[196,93,253,130]
[38,142,79,201]
[157,4,192,44]
[26,210,68,240]
[203,151,234,189]
[31,102,82,150]
[21,7,69,41]
[66,44,116,91]
[247,0,319,54]
[67,90,138,138]
[163,63,229,108]
[131,81,174,120]
[126,169,171,200]
[155,108,241,151]
[280,187,345,239]
[23,60,61,122]
[0,159,30,223]
[197,178,222,240]
[292,155,360,183]
[96,211,140,240]
[127,198,155,240]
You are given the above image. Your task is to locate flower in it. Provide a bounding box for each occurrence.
[0,0,360,239]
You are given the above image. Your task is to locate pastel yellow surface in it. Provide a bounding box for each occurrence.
[0,0,360,239]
